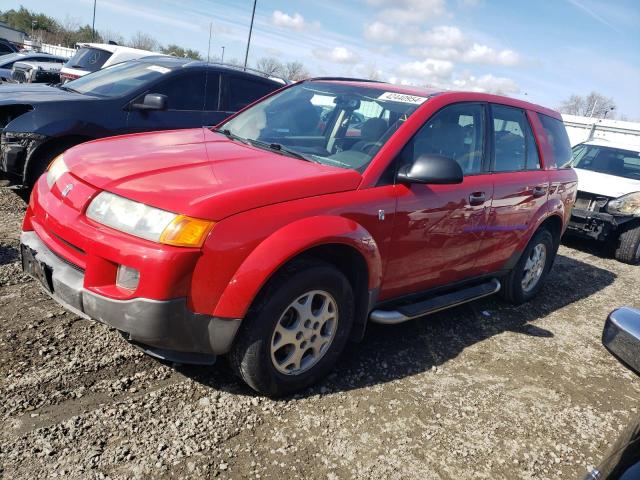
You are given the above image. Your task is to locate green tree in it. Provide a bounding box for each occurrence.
[161,44,203,60]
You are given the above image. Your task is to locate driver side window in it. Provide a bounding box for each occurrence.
[403,103,485,175]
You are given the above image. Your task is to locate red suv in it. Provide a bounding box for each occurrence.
[21,79,577,396]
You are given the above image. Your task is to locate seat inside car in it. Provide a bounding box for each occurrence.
[352,118,388,153]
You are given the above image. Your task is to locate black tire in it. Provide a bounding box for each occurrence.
[23,141,78,190]
[229,259,354,397]
[614,224,640,264]
[501,228,556,304]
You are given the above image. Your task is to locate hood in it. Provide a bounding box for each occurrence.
[574,168,640,198]
[0,84,89,106]
[65,128,362,220]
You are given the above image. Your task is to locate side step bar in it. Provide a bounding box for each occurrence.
[370,278,501,325]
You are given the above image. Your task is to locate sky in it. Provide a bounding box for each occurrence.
[8,0,640,118]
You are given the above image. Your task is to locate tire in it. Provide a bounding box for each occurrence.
[614,224,640,265]
[23,141,78,190]
[501,228,556,304]
[229,259,354,397]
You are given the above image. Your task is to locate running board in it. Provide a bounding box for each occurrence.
[369,278,501,325]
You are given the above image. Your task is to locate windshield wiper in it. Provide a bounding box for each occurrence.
[58,84,79,93]
[249,139,315,162]
[212,128,250,145]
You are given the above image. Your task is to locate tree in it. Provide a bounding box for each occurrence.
[559,91,616,118]
[283,61,309,81]
[128,31,159,51]
[255,57,284,77]
[161,44,203,60]
[100,29,125,45]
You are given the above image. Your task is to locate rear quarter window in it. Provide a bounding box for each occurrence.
[538,113,572,168]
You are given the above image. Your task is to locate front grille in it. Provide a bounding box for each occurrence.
[12,70,28,83]
[574,191,611,212]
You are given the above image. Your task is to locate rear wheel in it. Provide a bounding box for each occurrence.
[501,228,556,304]
[614,224,640,264]
[229,259,354,397]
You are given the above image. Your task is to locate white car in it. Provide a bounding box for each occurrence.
[59,43,164,82]
[567,139,640,264]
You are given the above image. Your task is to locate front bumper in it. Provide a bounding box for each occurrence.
[567,208,635,242]
[602,307,640,375]
[20,231,241,361]
[0,131,46,182]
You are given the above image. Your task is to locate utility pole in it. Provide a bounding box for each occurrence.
[221,46,225,64]
[243,0,257,70]
[207,22,213,62]
[92,0,97,41]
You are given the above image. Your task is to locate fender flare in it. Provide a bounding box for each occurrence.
[212,215,383,319]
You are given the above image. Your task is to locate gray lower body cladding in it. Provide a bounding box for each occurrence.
[20,231,241,359]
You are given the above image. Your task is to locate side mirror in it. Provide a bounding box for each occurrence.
[603,307,640,375]
[131,93,168,111]
[397,154,463,185]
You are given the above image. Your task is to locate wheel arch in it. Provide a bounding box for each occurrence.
[211,215,382,336]
[23,135,94,184]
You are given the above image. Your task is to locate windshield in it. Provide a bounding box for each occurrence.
[218,82,428,171]
[64,47,112,72]
[64,61,173,98]
[572,144,640,181]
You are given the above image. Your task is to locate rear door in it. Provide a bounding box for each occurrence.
[219,74,278,117]
[381,102,494,298]
[126,70,206,132]
[476,104,549,273]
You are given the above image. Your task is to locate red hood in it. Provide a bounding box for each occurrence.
[65,128,362,220]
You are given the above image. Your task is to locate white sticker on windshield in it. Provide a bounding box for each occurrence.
[147,65,170,74]
[377,91,428,105]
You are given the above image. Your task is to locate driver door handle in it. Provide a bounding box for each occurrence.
[469,191,486,206]
[531,184,548,198]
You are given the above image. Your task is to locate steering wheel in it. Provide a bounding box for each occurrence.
[353,141,382,154]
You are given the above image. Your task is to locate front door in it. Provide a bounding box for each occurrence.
[126,71,206,132]
[381,102,494,300]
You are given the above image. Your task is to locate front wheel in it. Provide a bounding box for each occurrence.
[229,260,354,397]
[614,224,640,264]
[501,228,556,304]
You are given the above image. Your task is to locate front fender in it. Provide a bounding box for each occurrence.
[212,215,382,319]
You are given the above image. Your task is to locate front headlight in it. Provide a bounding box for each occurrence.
[46,154,68,188]
[607,192,640,216]
[86,191,214,247]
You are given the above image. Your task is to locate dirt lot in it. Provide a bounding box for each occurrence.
[1,188,639,480]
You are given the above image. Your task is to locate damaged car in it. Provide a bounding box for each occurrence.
[0,55,284,194]
[566,140,640,264]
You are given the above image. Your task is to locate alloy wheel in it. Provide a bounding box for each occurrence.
[270,290,339,375]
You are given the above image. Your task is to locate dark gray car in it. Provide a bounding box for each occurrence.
[0,56,284,191]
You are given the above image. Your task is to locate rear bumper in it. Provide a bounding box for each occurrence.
[602,307,640,375]
[20,230,241,358]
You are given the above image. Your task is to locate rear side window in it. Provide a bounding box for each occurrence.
[65,48,112,72]
[223,76,276,111]
[403,102,486,175]
[152,71,206,111]
[538,113,572,168]
[491,105,541,171]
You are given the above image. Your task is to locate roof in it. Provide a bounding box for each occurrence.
[76,43,159,56]
[134,56,286,83]
[305,79,560,117]
[580,138,640,153]
[0,21,27,36]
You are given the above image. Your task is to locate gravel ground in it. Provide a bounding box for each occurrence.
[1,188,639,480]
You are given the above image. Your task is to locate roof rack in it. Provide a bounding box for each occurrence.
[305,76,387,83]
